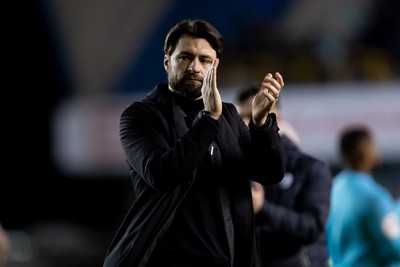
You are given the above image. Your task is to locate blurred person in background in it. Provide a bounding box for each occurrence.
[326,124,400,266]
[0,224,9,266]
[398,199,400,215]
[102,19,286,267]
[235,86,300,146]
[236,85,332,267]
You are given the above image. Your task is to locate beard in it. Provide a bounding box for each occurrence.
[169,74,203,99]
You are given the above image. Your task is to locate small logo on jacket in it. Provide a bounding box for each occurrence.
[279,172,294,190]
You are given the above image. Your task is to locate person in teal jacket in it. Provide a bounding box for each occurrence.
[327,124,400,267]
[397,199,400,215]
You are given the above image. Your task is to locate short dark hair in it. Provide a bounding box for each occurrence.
[235,85,259,104]
[164,19,224,59]
[339,125,372,165]
[235,85,282,110]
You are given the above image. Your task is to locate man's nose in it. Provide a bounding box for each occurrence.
[188,59,200,73]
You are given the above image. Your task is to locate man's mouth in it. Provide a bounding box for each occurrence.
[186,75,202,82]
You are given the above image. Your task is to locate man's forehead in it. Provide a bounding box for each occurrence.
[174,35,216,55]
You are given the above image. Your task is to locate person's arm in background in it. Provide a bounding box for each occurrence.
[367,188,400,262]
[253,159,332,244]
[397,198,400,215]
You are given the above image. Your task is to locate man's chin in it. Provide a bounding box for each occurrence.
[182,83,202,98]
[185,80,202,87]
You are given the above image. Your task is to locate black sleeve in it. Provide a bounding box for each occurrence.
[119,102,218,193]
[255,159,332,243]
[247,112,286,185]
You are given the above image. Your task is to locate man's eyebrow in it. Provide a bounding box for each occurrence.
[178,50,213,58]
[199,55,213,60]
[177,51,193,56]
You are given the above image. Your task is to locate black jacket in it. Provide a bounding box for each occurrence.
[102,84,285,267]
[254,135,332,267]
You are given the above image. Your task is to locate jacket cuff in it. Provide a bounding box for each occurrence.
[193,110,219,127]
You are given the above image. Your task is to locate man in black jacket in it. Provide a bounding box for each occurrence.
[102,19,286,267]
[236,86,332,267]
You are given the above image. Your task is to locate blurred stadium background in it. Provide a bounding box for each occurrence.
[3,0,399,266]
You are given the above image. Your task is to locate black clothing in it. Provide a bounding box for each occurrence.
[254,135,332,267]
[147,94,230,267]
[102,84,285,267]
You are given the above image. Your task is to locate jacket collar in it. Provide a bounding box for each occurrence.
[146,83,189,138]
[146,83,173,106]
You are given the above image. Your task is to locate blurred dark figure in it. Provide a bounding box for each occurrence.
[0,224,9,266]
[326,125,400,266]
[236,86,332,267]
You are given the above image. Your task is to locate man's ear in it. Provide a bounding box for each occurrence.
[163,55,169,72]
